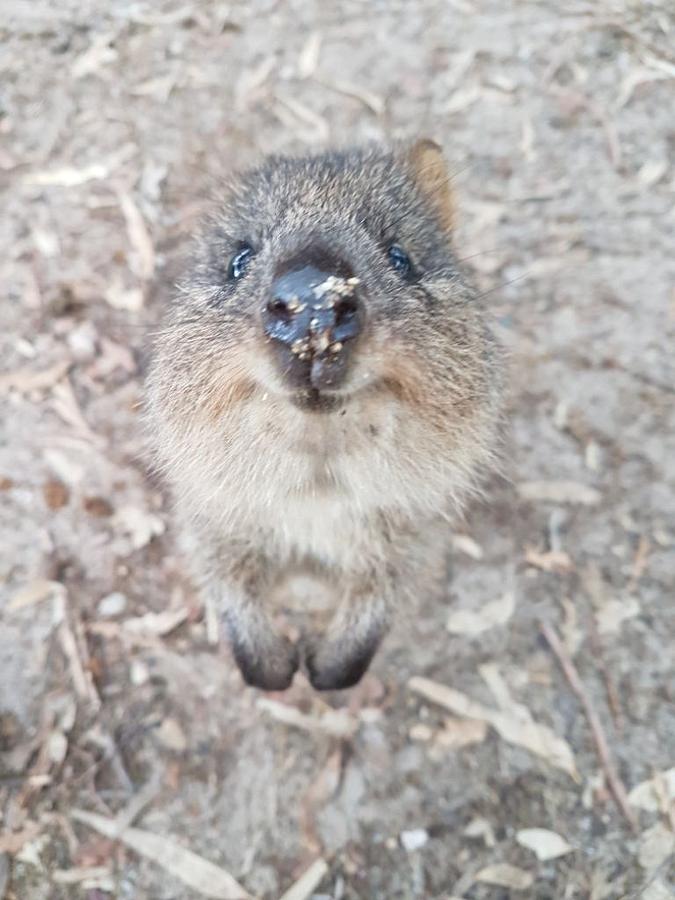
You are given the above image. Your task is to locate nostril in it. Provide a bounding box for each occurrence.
[334,296,359,326]
[267,297,291,321]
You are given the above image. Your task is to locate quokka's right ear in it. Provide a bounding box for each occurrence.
[405,138,455,233]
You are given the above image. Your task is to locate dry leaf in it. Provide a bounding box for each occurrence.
[435,717,487,749]
[594,597,640,635]
[122,607,188,638]
[8,579,64,611]
[628,768,675,812]
[615,67,667,109]
[641,881,674,900]
[257,698,358,739]
[298,32,322,78]
[409,676,578,779]
[299,749,341,853]
[44,449,85,486]
[517,480,601,506]
[274,94,329,142]
[644,53,675,79]
[278,858,328,900]
[524,548,573,573]
[22,165,109,187]
[155,718,187,753]
[479,662,515,710]
[446,592,514,637]
[0,822,42,855]
[560,597,583,655]
[114,505,165,549]
[475,863,533,891]
[71,33,118,79]
[0,360,69,395]
[47,731,68,766]
[234,56,276,109]
[91,337,137,378]
[638,822,675,873]
[451,534,484,559]
[409,723,433,742]
[637,159,668,187]
[43,479,69,509]
[132,74,176,102]
[71,810,250,899]
[516,828,573,861]
[51,379,99,441]
[55,598,101,710]
[105,280,144,312]
[118,191,155,280]
[464,817,496,847]
[446,85,480,115]
[317,78,384,115]
[52,866,113,885]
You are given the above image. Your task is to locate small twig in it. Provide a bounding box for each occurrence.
[83,727,134,793]
[627,535,650,593]
[653,769,675,832]
[113,770,162,834]
[540,621,638,832]
[586,605,625,734]
[204,593,220,647]
[54,593,101,711]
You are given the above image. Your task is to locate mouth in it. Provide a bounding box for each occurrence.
[289,388,347,414]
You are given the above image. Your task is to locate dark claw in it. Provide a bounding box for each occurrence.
[305,633,382,691]
[229,635,299,691]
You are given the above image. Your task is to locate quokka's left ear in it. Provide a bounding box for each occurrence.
[405,138,455,233]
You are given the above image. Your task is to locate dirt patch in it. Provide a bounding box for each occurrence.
[1,2,674,898]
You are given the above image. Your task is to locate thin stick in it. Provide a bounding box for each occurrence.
[627,535,649,593]
[540,621,638,832]
[58,618,101,711]
[586,606,624,734]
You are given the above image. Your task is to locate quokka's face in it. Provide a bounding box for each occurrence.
[167,141,495,418]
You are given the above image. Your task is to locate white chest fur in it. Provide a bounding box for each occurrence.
[165,389,477,568]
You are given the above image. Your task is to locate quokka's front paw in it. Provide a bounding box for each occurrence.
[229,633,299,691]
[305,633,381,691]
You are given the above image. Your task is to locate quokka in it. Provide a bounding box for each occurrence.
[146,140,502,691]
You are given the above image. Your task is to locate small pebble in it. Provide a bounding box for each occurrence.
[47,730,68,765]
[585,440,601,471]
[130,659,149,686]
[97,592,127,618]
[155,717,187,753]
[400,828,429,852]
[409,723,433,742]
[67,322,98,361]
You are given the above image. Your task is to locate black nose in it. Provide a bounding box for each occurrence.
[263,259,363,391]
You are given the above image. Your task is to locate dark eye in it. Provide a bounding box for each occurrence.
[387,244,412,277]
[228,244,254,281]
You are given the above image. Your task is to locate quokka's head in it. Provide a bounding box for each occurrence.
[151,141,501,424]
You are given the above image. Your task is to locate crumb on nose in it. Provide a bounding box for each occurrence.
[312,328,332,354]
[311,275,360,307]
[291,337,310,357]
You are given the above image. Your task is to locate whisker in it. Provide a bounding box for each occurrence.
[473,272,530,303]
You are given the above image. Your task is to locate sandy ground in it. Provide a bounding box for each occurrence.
[1,1,674,898]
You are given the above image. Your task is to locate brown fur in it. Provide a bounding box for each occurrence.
[145,141,503,690]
